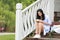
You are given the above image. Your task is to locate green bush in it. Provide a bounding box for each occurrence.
[0,0,36,32]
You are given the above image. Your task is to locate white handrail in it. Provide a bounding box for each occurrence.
[22,0,41,13]
[16,0,54,40]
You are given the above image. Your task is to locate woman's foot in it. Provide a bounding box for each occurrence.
[33,34,41,38]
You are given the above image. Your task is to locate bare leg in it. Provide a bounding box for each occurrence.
[39,23,44,35]
[35,22,43,34]
[35,22,39,34]
[33,22,44,38]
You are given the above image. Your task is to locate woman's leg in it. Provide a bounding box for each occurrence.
[35,22,43,34]
[35,22,39,34]
[34,22,44,38]
[39,23,44,35]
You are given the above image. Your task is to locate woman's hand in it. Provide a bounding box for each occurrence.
[39,20,43,23]
[36,19,40,23]
[36,19,43,23]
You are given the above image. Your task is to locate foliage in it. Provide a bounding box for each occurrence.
[0,0,36,32]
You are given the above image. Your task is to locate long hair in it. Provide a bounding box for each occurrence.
[36,9,45,20]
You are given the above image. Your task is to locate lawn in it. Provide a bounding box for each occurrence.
[0,34,15,40]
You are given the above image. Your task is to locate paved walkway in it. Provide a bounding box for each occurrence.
[0,33,15,35]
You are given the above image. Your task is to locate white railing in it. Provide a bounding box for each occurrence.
[16,0,54,40]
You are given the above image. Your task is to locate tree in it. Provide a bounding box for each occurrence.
[0,0,36,32]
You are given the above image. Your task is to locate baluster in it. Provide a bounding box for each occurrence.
[27,12,31,30]
[16,3,24,40]
[24,12,28,35]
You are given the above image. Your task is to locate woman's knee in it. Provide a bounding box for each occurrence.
[35,22,39,26]
[39,23,43,26]
[39,23,43,29]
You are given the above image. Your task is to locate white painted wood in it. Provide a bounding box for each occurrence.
[22,0,41,13]
[54,0,60,12]
[37,0,39,1]
[16,3,24,40]
[46,0,54,22]
[16,0,54,40]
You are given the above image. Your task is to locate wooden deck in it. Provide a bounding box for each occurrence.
[26,38,60,40]
[26,32,60,40]
[25,22,60,40]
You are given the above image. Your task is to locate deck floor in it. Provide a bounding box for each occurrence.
[26,37,60,40]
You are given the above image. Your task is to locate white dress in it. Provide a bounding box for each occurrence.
[43,15,52,35]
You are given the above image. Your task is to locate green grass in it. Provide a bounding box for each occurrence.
[0,34,15,40]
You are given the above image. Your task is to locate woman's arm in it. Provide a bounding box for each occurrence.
[35,19,45,23]
[35,19,52,26]
[42,21,51,25]
[42,16,52,26]
[37,20,51,25]
[35,19,40,23]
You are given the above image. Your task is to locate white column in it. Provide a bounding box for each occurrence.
[37,0,39,1]
[46,0,54,22]
[16,3,23,40]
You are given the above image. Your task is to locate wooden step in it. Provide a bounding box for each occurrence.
[26,37,60,40]
[42,33,60,38]
[51,33,60,38]
[25,33,60,40]
[52,22,60,25]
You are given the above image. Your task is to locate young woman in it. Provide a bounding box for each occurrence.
[33,9,52,38]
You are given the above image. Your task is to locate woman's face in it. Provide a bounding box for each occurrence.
[38,11,42,16]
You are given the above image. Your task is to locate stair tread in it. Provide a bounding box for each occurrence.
[26,37,60,40]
